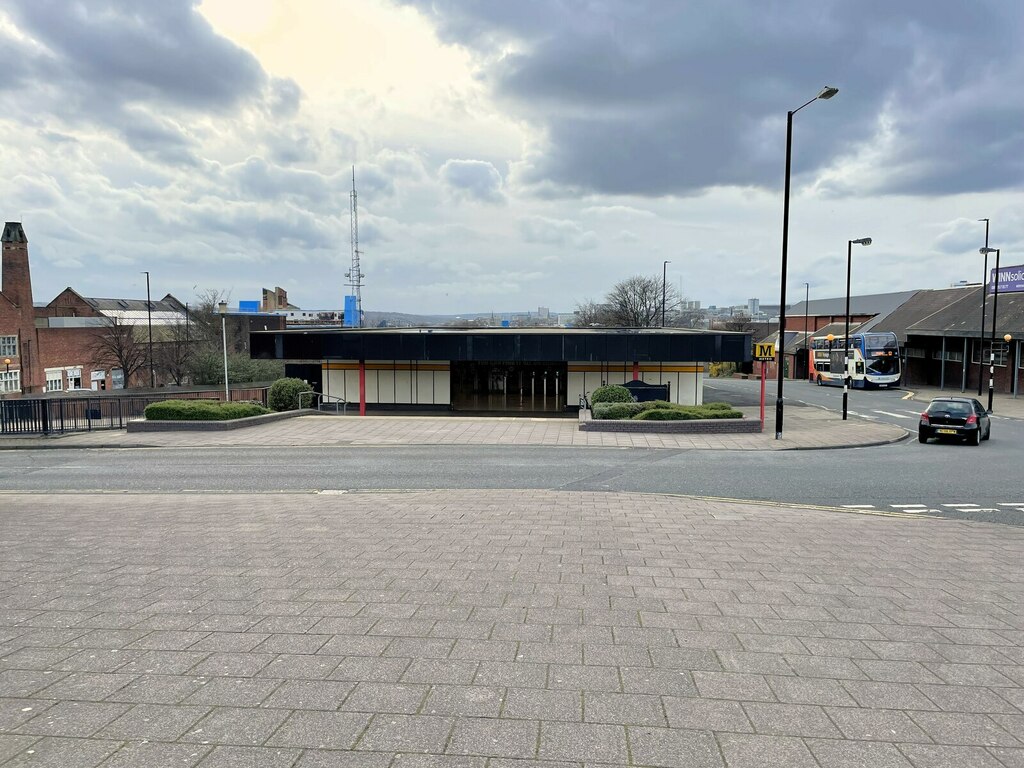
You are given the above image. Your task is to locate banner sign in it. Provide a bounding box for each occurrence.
[989,263,1024,294]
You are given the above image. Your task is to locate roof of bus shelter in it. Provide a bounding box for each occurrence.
[250,326,753,364]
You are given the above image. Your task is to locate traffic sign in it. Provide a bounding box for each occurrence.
[754,342,776,361]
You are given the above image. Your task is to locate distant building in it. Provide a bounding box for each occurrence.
[261,286,298,312]
[537,306,550,319]
[747,298,760,317]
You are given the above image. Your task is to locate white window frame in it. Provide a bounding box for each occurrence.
[0,369,20,393]
[0,335,16,357]
[45,368,64,392]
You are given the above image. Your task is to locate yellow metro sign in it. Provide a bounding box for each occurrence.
[753,342,776,362]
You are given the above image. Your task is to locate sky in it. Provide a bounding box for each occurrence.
[1,0,1022,316]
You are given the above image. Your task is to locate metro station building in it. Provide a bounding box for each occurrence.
[251,326,752,414]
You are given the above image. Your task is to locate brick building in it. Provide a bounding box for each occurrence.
[1,222,187,395]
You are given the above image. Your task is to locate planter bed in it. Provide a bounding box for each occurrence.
[579,418,761,434]
[127,409,309,432]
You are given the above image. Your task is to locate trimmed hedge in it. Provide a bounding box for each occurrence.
[701,401,734,411]
[590,385,634,404]
[593,402,648,420]
[144,400,271,421]
[268,377,314,412]
[633,405,743,421]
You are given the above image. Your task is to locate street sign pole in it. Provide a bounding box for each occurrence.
[760,362,766,428]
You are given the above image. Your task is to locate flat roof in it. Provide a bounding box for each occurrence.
[262,326,744,336]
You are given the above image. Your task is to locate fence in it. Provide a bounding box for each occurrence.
[0,387,270,436]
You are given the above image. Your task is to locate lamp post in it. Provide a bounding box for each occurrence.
[662,260,671,327]
[1005,333,1015,398]
[218,300,230,402]
[843,238,872,420]
[980,247,1001,411]
[776,85,838,439]
[142,271,155,388]
[2,357,10,399]
[977,219,989,395]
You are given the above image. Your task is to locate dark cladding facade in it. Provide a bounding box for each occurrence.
[252,327,752,413]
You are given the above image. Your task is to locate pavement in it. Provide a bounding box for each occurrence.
[0,405,908,452]
[0,490,1022,768]
[1,405,1021,768]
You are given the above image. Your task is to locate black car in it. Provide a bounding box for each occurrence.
[918,397,991,445]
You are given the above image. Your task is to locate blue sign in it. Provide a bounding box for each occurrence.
[990,264,1024,294]
[501,320,511,328]
[344,295,359,326]
[238,301,259,313]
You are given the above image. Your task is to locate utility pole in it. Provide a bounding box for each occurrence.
[143,271,154,388]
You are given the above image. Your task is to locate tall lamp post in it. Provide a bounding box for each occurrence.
[142,271,155,388]
[661,261,671,327]
[980,247,1001,411]
[218,300,230,402]
[843,238,873,420]
[977,219,990,395]
[775,85,838,439]
[1005,334,1015,399]
[2,357,10,399]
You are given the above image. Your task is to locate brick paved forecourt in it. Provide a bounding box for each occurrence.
[1,490,1022,767]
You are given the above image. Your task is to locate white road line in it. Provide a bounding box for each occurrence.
[873,410,913,419]
[943,503,980,508]
[841,504,876,509]
[997,503,1024,507]
[890,504,927,509]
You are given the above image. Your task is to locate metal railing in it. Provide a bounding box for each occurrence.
[0,387,270,435]
[299,391,348,414]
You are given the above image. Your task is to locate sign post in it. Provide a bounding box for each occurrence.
[753,342,777,431]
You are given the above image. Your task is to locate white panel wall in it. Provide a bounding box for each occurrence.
[322,362,450,406]
[568,363,704,406]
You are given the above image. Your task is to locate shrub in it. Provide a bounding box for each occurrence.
[590,385,634,404]
[144,400,270,421]
[701,401,734,411]
[593,402,647,420]
[633,407,693,420]
[268,377,314,412]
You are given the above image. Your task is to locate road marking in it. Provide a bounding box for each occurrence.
[841,504,875,509]
[873,410,913,419]
[901,391,916,400]
[890,504,927,508]
[943,503,980,508]
[998,503,1024,507]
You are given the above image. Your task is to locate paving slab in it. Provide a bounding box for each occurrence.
[0,489,1021,768]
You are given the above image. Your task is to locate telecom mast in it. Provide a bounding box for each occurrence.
[344,166,364,327]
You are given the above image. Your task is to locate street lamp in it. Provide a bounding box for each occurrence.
[843,237,872,421]
[2,357,10,399]
[218,300,230,402]
[980,247,1001,411]
[661,260,671,327]
[142,271,155,388]
[977,219,990,395]
[1006,334,1017,399]
[776,85,838,439]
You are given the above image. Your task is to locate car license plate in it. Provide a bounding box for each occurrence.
[937,428,957,434]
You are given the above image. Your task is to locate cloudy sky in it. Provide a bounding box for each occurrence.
[1,0,1021,316]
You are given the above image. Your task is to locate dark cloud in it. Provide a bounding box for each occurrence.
[401,0,1023,198]
[120,111,199,166]
[5,0,266,111]
[440,159,505,203]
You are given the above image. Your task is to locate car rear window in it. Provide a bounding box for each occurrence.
[927,401,971,414]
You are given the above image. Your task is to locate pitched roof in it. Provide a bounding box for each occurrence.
[857,286,979,342]
[905,286,1024,338]
[787,290,918,318]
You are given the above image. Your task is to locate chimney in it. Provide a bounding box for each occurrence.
[1,222,32,310]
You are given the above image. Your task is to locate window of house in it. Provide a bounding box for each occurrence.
[0,368,20,393]
[45,369,63,392]
[66,367,83,389]
[0,335,17,357]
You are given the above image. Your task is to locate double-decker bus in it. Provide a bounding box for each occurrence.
[810,331,901,389]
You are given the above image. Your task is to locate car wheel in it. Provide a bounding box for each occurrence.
[918,430,928,444]
[969,429,981,446]
[983,424,991,441]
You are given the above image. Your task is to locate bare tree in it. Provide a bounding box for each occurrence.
[573,299,614,327]
[604,275,681,327]
[88,317,148,386]
[154,317,192,386]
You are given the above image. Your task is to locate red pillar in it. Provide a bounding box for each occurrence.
[632,362,640,380]
[359,360,366,416]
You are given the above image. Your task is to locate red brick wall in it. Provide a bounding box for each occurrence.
[1,233,41,392]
